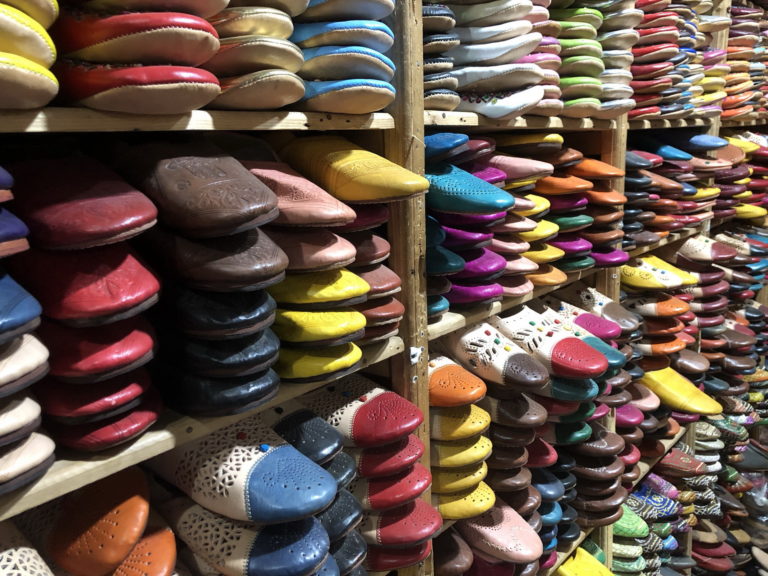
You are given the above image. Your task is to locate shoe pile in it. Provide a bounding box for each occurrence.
[0,0,58,109]
[149,404,349,576]
[428,353,496,524]
[421,3,460,112]
[718,133,768,219]
[419,0,549,119]
[97,136,289,417]
[431,282,643,571]
[0,165,57,495]
[267,134,423,382]
[624,134,729,240]
[423,132,549,316]
[7,153,164,453]
[14,467,177,576]
[428,355,497,576]
[527,139,629,270]
[297,374,443,572]
[50,0,224,114]
[201,0,306,110]
[723,2,765,121]
[290,0,397,114]
[627,0,722,121]
[550,1,629,119]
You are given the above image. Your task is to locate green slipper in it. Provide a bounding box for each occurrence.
[651,522,672,537]
[549,8,603,27]
[614,504,650,538]
[612,540,643,558]
[557,255,596,272]
[548,213,595,233]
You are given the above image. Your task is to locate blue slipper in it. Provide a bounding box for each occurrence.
[300,79,395,114]
[426,163,515,214]
[300,46,395,82]
[291,20,394,52]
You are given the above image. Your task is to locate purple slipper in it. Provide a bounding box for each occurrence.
[432,211,508,228]
[548,233,593,255]
[591,247,630,267]
[442,226,493,249]
[450,247,507,280]
[548,194,589,213]
[446,281,504,306]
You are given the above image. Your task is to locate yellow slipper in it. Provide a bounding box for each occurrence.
[0,51,58,109]
[689,186,721,201]
[268,268,370,307]
[640,367,722,415]
[0,4,56,67]
[272,308,367,345]
[517,219,559,243]
[557,547,615,576]
[275,342,362,382]
[640,255,698,286]
[430,404,491,441]
[514,194,550,218]
[493,132,564,149]
[735,203,768,219]
[727,137,761,154]
[431,435,493,468]
[523,242,565,264]
[432,481,496,520]
[431,461,489,494]
[278,135,429,203]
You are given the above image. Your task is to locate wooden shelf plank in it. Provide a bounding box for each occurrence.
[721,116,768,128]
[424,112,616,131]
[0,337,404,522]
[427,268,599,341]
[630,424,689,489]
[541,527,595,576]
[0,108,395,133]
[628,118,713,130]
[627,226,703,258]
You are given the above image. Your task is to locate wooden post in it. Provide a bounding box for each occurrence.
[383,1,432,575]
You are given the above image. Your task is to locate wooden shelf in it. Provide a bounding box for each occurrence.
[0,337,403,522]
[541,527,595,576]
[721,116,768,128]
[628,117,714,130]
[627,226,703,258]
[427,268,599,341]
[630,424,689,489]
[0,108,395,133]
[424,111,616,131]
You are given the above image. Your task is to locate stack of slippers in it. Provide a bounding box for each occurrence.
[14,468,177,576]
[712,138,758,221]
[720,134,768,219]
[594,0,640,119]
[147,404,351,576]
[423,132,541,313]
[88,135,287,417]
[627,0,711,121]
[436,317,552,574]
[0,163,57,494]
[422,2,460,112]
[698,48,731,120]
[520,0,564,118]
[430,0,548,119]
[267,134,425,383]
[7,151,164,453]
[723,1,764,121]
[200,0,306,110]
[0,0,59,110]
[550,0,637,120]
[529,141,629,269]
[428,354,497,524]
[624,133,728,239]
[290,0,397,114]
[50,0,225,114]
[297,374,444,572]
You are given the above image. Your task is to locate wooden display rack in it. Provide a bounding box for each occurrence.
[1,0,766,573]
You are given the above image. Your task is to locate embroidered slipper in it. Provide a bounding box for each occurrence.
[359,498,443,546]
[148,415,336,523]
[163,496,330,576]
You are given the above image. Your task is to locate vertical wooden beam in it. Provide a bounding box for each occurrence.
[383,1,431,575]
